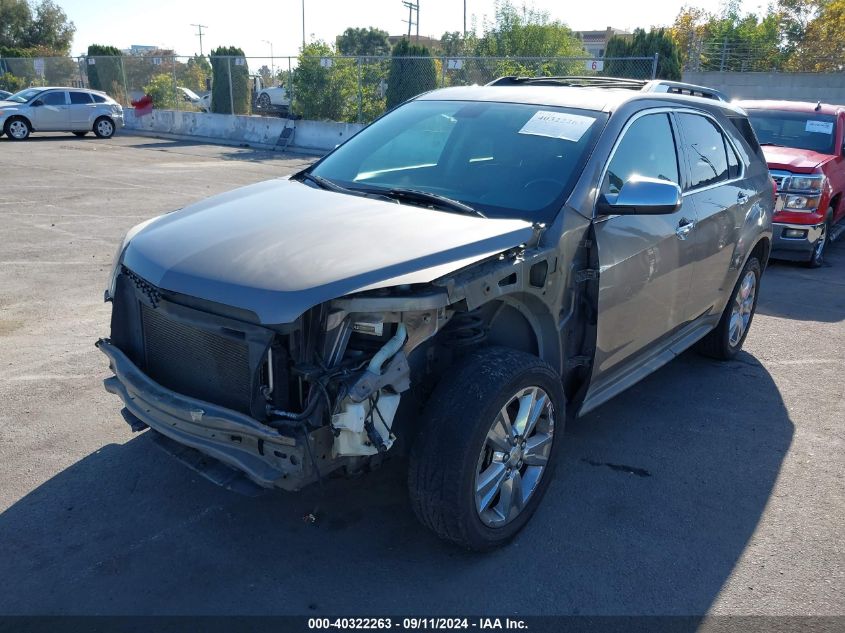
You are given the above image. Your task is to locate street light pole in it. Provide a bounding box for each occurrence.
[262,39,275,83]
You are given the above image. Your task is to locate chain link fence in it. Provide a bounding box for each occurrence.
[684,39,845,73]
[0,54,658,124]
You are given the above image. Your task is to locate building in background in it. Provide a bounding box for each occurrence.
[574,27,631,58]
[123,45,158,56]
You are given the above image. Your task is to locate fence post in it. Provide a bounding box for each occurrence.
[651,53,659,79]
[720,36,728,72]
[440,56,446,88]
[357,57,363,123]
[288,57,294,114]
[172,56,179,110]
[120,56,129,106]
[227,57,234,115]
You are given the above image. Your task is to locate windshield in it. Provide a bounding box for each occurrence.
[746,109,837,154]
[310,100,607,222]
[5,88,44,104]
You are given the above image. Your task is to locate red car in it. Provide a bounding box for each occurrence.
[737,100,845,266]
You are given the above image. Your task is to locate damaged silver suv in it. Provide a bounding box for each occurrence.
[98,77,774,550]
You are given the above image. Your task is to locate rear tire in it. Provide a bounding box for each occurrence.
[408,347,565,550]
[4,116,31,140]
[697,256,762,360]
[93,116,115,139]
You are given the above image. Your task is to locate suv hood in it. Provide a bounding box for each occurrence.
[762,145,832,171]
[122,178,534,324]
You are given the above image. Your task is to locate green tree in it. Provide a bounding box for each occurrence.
[144,73,178,108]
[474,1,585,57]
[336,27,390,56]
[786,0,845,70]
[385,38,436,109]
[0,0,74,53]
[178,54,210,94]
[292,41,358,121]
[0,71,27,91]
[210,46,250,114]
[86,44,124,100]
[606,28,681,80]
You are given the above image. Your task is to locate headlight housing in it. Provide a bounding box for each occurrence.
[783,194,821,212]
[105,216,162,300]
[787,174,825,192]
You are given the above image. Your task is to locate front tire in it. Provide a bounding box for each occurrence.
[807,211,831,268]
[697,256,762,360]
[257,92,272,109]
[93,116,115,139]
[408,347,565,550]
[4,117,31,140]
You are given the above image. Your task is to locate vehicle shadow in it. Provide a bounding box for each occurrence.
[757,240,845,323]
[0,350,792,617]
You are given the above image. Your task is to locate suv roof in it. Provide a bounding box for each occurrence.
[487,76,729,102]
[734,99,845,117]
[417,84,746,118]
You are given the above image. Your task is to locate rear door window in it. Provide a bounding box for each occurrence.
[677,113,730,190]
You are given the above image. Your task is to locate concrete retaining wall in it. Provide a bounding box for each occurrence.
[683,71,845,104]
[123,109,365,152]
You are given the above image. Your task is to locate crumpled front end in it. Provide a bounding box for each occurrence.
[98,264,446,492]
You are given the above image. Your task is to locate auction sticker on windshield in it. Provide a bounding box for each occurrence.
[806,120,834,134]
[519,110,595,142]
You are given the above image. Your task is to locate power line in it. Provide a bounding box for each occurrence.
[191,23,208,56]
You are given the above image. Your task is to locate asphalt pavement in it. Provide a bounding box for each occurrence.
[0,133,842,617]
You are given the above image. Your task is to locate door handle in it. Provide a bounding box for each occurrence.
[737,192,749,205]
[675,219,695,240]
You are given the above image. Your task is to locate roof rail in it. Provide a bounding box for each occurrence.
[642,80,729,102]
[487,76,729,102]
[487,76,648,89]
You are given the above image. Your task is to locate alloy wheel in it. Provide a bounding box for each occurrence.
[8,120,28,139]
[474,386,555,528]
[97,119,114,137]
[728,270,756,347]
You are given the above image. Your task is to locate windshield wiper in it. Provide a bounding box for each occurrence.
[759,142,785,147]
[363,187,486,218]
[295,171,351,193]
[294,171,395,203]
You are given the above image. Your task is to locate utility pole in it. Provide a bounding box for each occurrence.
[301,0,306,51]
[402,1,419,40]
[463,0,466,38]
[191,24,208,56]
[262,39,275,83]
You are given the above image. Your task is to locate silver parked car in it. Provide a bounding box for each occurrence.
[98,77,774,550]
[0,87,124,140]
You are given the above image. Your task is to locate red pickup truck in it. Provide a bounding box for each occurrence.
[736,100,845,267]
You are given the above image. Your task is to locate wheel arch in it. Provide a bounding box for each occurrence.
[484,294,561,373]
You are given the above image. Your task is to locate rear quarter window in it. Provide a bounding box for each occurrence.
[728,116,765,162]
[91,94,107,103]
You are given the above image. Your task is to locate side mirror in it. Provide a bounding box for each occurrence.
[597,177,682,215]
[31,99,43,107]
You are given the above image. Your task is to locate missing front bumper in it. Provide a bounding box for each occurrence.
[96,338,331,492]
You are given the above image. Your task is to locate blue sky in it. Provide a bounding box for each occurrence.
[59,0,730,58]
